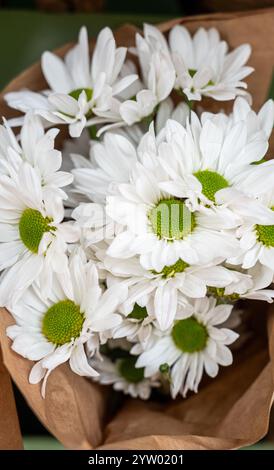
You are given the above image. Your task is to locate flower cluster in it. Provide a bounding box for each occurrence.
[1,24,273,399]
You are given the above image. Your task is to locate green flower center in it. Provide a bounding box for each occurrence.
[42,300,84,346]
[149,198,196,240]
[19,208,55,254]
[118,356,145,383]
[194,170,229,202]
[172,317,208,353]
[255,206,274,247]
[256,224,274,247]
[152,258,189,278]
[207,287,239,304]
[128,304,148,320]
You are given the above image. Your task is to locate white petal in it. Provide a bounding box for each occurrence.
[42,52,73,93]
[154,284,178,330]
[69,343,99,377]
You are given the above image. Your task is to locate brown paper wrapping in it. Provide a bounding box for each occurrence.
[0,348,23,449]
[0,9,274,450]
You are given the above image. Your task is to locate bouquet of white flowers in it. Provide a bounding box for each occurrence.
[0,9,274,450]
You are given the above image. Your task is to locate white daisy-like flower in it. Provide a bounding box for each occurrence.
[208,263,274,303]
[5,27,138,138]
[202,97,274,143]
[136,297,239,397]
[0,162,79,306]
[120,24,175,126]
[6,250,125,397]
[0,113,72,200]
[71,132,139,203]
[101,253,247,331]
[112,299,156,346]
[70,103,189,204]
[157,112,274,211]
[105,160,240,271]
[223,189,274,272]
[169,25,253,101]
[90,350,159,399]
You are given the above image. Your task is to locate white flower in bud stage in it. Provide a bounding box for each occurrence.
[6,251,126,397]
[5,27,138,138]
[169,25,253,101]
[0,163,79,307]
[136,297,239,397]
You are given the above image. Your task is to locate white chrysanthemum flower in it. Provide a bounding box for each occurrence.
[0,163,79,306]
[202,97,274,143]
[207,263,274,303]
[120,24,176,126]
[70,103,189,204]
[5,27,138,138]
[112,300,156,346]
[90,351,159,399]
[0,113,72,200]
[6,251,125,397]
[105,161,240,271]
[100,253,248,331]
[223,189,274,272]
[157,111,274,211]
[71,132,139,203]
[169,25,253,101]
[136,297,239,397]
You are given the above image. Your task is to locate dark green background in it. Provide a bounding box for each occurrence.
[0,10,176,90]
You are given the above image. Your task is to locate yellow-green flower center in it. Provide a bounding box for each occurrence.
[42,300,84,346]
[118,356,145,383]
[149,198,196,240]
[19,208,55,254]
[256,223,274,247]
[128,304,148,320]
[194,170,229,202]
[172,317,208,353]
[152,258,189,278]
